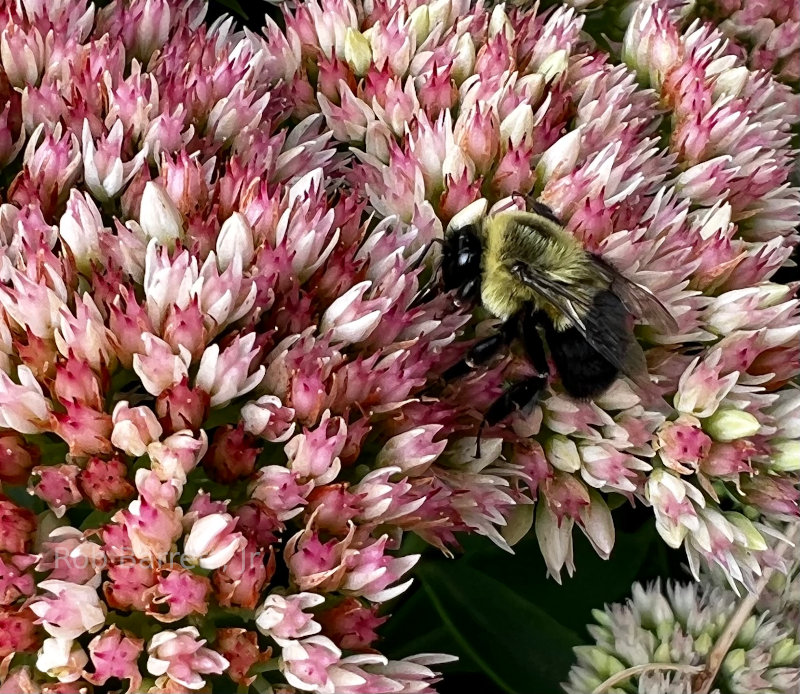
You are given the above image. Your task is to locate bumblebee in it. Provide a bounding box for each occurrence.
[426,201,676,447]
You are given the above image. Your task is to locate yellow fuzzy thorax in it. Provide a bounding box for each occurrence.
[478,211,597,329]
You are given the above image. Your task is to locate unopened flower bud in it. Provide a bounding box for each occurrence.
[546,434,581,473]
[216,213,255,271]
[452,33,476,85]
[139,182,184,248]
[769,440,800,472]
[344,28,372,77]
[704,409,760,442]
[538,49,569,82]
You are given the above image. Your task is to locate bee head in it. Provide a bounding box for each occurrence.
[442,223,482,302]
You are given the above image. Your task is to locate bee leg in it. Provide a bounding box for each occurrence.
[475,376,547,457]
[521,310,550,377]
[442,319,518,381]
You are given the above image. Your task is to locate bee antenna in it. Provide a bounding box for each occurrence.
[408,238,446,308]
[408,237,445,274]
[474,419,486,459]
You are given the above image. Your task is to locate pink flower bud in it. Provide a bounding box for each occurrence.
[146,627,229,691]
[10,125,80,215]
[212,539,272,610]
[655,416,713,475]
[53,357,104,410]
[132,333,191,397]
[417,64,457,118]
[0,606,42,659]
[249,466,312,521]
[103,562,157,612]
[0,497,37,553]
[0,666,40,693]
[255,592,324,645]
[114,494,183,562]
[162,298,208,361]
[58,190,105,274]
[78,457,134,513]
[489,141,536,198]
[454,105,500,175]
[155,378,210,434]
[623,2,683,88]
[645,469,705,549]
[285,413,347,485]
[0,366,52,434]
[317,597,387,652]
[285,524,354,593]
[37,527,105,586]
[85,625,144,692]
[0,553,36,605]
[147,430,208,485]
[0,24,46,88]
[700,440,756,477]
[214,629,270,687]
[234,501,282,549]
[195,334,265,408]
[241,395,296,443]
[182,513,246,570]
[341,536,418,602]
[145,565,211,623]
[50,401,113,458]
[182,493,230,530]
[375,424,447,476]
[280,635,342,692]
[111,401,163,457]
[30,464,83,518]
[304,485,360,535]
[29,580,106,640]
[203,425,262,484]
[0,433,39,485]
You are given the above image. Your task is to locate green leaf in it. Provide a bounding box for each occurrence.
[210,0,249,21]
[460,521,667,635]
[417,560,582,694]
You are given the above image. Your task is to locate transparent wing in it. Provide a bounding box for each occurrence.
[510,263,651,386]
[589,254,678,334]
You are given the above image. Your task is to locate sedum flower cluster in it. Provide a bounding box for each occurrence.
[562,0,799,84]
[564,567,800,694]
[0,0,795,691]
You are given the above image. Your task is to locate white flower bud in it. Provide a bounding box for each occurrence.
[704,409,760,442]
[537,127,583,183]
[489,4,514,40]
[344,27,372,77]
[499,103,534,150]
[538,49,569,82]
[712,66,750,99]
[546,434,581,473]
[770,440,800,472]
[216,212,255,271]
[59,190,104,274]
[139,182,184,249]
[36,638,88,683]
[408,5,430,45]
[183,513,245,570]
[451,33,476,85]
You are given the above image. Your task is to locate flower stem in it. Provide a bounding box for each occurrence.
[692,525,799,694]
[592,663,704,693]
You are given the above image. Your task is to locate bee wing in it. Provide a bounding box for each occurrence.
[589,254,678,334]
[510,264,652,387]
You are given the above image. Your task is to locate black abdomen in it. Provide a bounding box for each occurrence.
[545,291,627,398]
